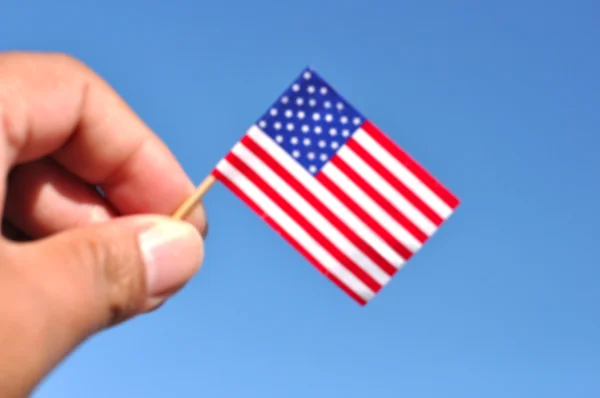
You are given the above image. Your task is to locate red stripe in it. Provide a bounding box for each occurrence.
[315,172,414,261]
[224,152,382,294]
[362,120,460,209]
[330,156,428,243]
[242,135,397,277]
[212,169,367,306]
[346,138,443,226]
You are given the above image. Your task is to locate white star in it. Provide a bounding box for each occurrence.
[324,101,332,109]
[331,141,339,149]
[292,83,300,92]
[303,71,311,80]
[312,113,321,121]
[286,123,294,131]
[293,150,300,158]
[274,121,282,130]
[307,86,315,94]
[296,97,304,106]
[258,120,266,128]
[303,138,311,146]
[342,129,350,137]
[336,102,344,110]
[340,116,348,124]
[307,152,315,160]
[325,114,333,122]
[270,108,278,116]
[320,87,328,95]
[309,165,317,173]
[290,136,299,145]
[320,153,328,162]
[329,128,337,136]
[314,126,322,134]
[318,140,326,148]
[298,111,305,119]
[309,99,317,107]
[275,135,283,143]
[301,125,310,133]
[353,117,361,125]
[281,96,289,104]
[285,110,293,118]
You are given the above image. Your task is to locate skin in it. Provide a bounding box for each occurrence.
[0,52,208,397]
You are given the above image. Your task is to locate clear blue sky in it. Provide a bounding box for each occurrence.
[3,0,599,396]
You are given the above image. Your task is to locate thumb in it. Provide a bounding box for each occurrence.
[0,215,203,396]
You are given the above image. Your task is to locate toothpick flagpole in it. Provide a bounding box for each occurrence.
[172,174,217,220]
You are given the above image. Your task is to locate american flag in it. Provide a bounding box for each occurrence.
[212,67,460,305]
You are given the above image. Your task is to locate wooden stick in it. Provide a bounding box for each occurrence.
[172,174,217,220]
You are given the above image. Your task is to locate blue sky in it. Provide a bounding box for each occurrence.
[3,0,600,396]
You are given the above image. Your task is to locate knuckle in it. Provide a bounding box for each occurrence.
[0,79,27,152]
[0,51,93,154]
[0,97,28,155]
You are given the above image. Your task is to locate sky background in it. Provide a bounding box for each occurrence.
[2,0,600,396]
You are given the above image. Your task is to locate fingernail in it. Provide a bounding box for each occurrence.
[139,220,203,298]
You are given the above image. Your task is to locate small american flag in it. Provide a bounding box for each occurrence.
[213,67,460,305]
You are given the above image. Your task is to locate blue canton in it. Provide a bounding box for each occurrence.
[256,67,365,175]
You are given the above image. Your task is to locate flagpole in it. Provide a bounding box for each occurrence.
[172,174,217,220]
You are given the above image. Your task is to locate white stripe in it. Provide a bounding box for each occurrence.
[216,158,375,301]
[337,145,437,236]
[247,125,406,268]
[231,142,391,286]
[353,128,453,219]
[321,163,423,252]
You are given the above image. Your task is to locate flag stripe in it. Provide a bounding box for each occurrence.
[213,160,375,304]
[361,121,459,210]
[345,138,444,226]
[337,145,437,236]
[247,126,407,269]
[316,172,414,261]
[241,135,399,277]
[321,162,424,252]
[213,168,368,306]
[225,153,381,293]
[330,154,428,243]
[356,123,459,218]
[227,143,390,287]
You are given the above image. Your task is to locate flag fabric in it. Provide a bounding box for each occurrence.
[212,67,460,305]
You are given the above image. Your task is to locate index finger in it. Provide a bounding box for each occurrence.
[0,52,206,234]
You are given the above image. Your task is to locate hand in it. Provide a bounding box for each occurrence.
[0,52,207,397]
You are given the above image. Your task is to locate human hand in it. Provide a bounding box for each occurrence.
[0,52,207,397]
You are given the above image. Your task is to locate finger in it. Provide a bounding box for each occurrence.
[0,51,207,235]
[4,157,115,238]
[0,215,203,396]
